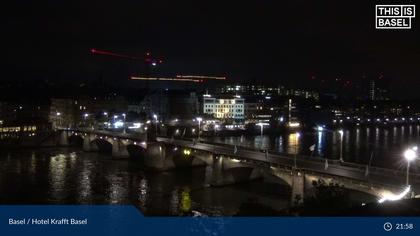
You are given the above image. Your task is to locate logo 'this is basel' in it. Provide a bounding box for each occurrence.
[376,5,416,29]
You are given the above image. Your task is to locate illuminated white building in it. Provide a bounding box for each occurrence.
[202,95,244,122]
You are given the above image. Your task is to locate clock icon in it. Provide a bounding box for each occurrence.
[384,222,393,231]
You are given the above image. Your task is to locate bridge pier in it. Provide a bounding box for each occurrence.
[82,134,91,152]
[265,166,304,206]
[144,143,209,171]
[210,155,224,186]
[209,155,263,186]
[58,130,69,146]
[83,134,98,152]
[111,139,130,158]
[144,143,169,170]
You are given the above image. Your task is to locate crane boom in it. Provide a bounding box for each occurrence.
[90,48,163,65]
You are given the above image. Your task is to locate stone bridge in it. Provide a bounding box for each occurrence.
[51,130,418,205]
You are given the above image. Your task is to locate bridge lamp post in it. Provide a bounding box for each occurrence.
[316,126,323,132]
[56,112,62,129]
[196,117,202,140]
[214,124,220,135]
[153,114,158,136]
[338,129,344,162]
[404,148,417,186]
[83,113,89,127]
[122,113,127,134]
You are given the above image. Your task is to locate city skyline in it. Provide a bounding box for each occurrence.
[2,0,420,99]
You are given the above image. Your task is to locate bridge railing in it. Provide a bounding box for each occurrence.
[162,136,343,163]
[342,161,420,180]
[68,128,146,140]
[301,168,406,191]
[159,136,420,181]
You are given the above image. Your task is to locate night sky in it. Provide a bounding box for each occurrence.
[2,0,420,98]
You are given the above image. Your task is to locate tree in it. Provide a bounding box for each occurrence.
[303,179,351,215]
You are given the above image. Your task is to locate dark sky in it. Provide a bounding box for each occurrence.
[2,0,420,98]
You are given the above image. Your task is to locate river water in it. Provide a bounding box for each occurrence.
[0,148,295,216]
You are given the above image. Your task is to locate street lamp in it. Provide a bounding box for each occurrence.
[317,125,323,132]
[404,148,417,186]
[153,114,158,136]
[214,124,220,135]
[83,113,91,129]
[55,112,62,128]
[196,117,202,140]
[338,129,344,162]
[122,113,127,133]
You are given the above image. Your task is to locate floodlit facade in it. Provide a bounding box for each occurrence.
[202,95,244,123]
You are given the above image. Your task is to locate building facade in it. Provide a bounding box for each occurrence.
[202,95,244,123]
[215,84,319,100]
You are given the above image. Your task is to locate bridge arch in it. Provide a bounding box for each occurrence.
[126,143,147,159]
[68,134,83,146]
[210,155,263,186]
[303,172,397,200]
[143,143,208,170]
[90,138,112,153]
[264,167,389,205]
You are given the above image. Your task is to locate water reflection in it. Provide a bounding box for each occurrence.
[274,136,284,153]
[170,188,179,215]
[180,187,192,213]
[344,130,350,158]
[48,154,67,201]
[383,129,389,148]
[30,151,36,174]
[77,160,92,202]
[138,178,148,208]
[287,132,300,155]
[317,131,323,156]
[108,174,128,204]
[392,127,397,145]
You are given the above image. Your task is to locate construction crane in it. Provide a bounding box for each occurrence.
[90,48,164,67]
[90,48,226,82]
